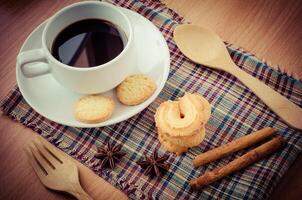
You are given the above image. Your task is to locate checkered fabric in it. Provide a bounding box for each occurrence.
[1,0,301,199]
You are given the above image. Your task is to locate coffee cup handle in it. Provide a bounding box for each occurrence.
[17,49,51,77]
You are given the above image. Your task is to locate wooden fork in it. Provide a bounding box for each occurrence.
[26,137,93,200]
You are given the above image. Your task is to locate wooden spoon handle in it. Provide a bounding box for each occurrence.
[227,62,302,130]
[72,191,93,200]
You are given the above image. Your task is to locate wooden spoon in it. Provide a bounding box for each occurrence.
[173,24,302,130]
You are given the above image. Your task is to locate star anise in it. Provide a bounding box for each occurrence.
[94,142,126,169]
[137,151,170,177]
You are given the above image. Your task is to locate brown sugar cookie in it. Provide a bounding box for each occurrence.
[74,95,115,124]
[116,74,156,106]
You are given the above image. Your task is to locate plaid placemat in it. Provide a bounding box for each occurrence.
[1,0,302,199]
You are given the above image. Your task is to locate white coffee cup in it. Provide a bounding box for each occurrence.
[17,1,135,94]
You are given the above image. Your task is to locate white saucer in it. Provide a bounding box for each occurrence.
[16,7,170,128]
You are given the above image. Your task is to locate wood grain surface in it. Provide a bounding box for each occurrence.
[0,0,301,199]
[164,0,302,79]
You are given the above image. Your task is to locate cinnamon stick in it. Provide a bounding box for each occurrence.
[193,127,276,167]
[190,136,286,189]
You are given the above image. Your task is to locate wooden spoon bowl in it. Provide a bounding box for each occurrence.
[174,24,302,130]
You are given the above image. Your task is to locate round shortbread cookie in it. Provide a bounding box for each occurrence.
[74,95,115,124]
[116,74,156,106]
[158,129,188,155]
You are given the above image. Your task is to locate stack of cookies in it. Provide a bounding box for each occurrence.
[155,93,211,155]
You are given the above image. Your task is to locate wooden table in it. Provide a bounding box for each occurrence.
[0,0,301,199]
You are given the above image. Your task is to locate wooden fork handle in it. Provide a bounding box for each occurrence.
[227,62,302,130]
[69,186,93,200]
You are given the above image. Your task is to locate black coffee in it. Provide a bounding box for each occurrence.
[51,19,126,68]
